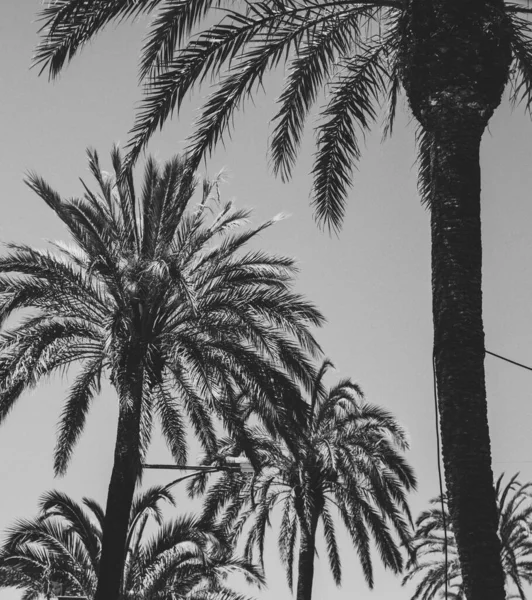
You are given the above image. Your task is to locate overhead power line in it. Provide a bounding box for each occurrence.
[485,350,532,372]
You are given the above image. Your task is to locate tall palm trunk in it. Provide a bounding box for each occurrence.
[95,368,143,600]
[296,509,319,600]
[430,126,504,600]
[399,1,513,599]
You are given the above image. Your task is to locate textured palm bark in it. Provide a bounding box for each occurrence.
[430,127,504,600]
[296,509,319,600]
[94,375,143,600]
[398,1,513,598]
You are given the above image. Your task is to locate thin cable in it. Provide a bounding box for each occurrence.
[485,350,532,372]
[433,354,448,600]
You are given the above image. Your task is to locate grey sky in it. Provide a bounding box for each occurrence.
[1,2,532,599]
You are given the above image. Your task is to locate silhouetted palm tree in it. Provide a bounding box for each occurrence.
[0,485,263,600]
[193,360,416,600]
[0,148,323,600]
[33,5,532,598]
[403,473,532,600]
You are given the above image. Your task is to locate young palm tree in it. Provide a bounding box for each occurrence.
[192,360,416,600]
[0,485,263,600]
[33,4,532,598]
[403,473,532,600]
[0,147,323,600]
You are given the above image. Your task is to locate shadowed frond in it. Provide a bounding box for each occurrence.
[34,0,161,78]
[269,6,375,182]
[414,126,434,208]
[312,42,388,231]
[54,357,103,476]
[139,0,230,80]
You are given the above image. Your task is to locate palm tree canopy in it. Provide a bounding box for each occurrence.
[34,0,532,230]
[0,147,324,477]
[193,359,417,590]
[0,485,263,600]
[403,473,532,600]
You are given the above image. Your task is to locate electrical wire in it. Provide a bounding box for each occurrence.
[486,350,532,372]
[432,354,448,600]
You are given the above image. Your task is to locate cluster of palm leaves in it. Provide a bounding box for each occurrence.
[30,4,532,599]
[0,484,263,600]
[31,0,532,224]
[29,5,532,600]
[404,473,532,600]
[1,1,529,598]
[0,356,417,600]
[188,360,417,600]
[0,150,416,600]
[0,148,325,600]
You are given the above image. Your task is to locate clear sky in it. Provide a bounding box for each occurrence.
[1,2,532,600]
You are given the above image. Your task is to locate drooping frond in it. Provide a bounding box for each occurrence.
[508,12,532,115]
[38,490,101,573]
[139,0,231,80]
[54,357,104,476]
[321,502,342,585]
[269,6,371,181]
[278,494,298,589]
[414,125,434,208]
[312,41,389,231]
[151,381,188,465]
[34,0,161,78]
[124,1,401,172]
[0,317,103,426]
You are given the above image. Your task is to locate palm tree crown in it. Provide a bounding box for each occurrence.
[0,485,263,600]
[0,147,323,600]
[1,148,322,463]
[403,473,532,600]
[193,360,416,600]
[33,0,532,228]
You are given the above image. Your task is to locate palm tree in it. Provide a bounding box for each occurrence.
[33,4,532,598]
[403,473,532,600]
[0,485,263,600]
[192,360,416,600]
[0,147,323,600]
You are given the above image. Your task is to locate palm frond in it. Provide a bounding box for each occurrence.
[415,125,434,208]
[269,6,370,181]
[321,502,342,585]
[312,42,389,231]
[54,357,103,476]
[139,0,228,80]
[508,12,532,114]
[34,0,161,78]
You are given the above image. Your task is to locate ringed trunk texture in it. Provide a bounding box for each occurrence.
[95,377,143,600]
[296,510,319,600]
[399,1,513,599]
